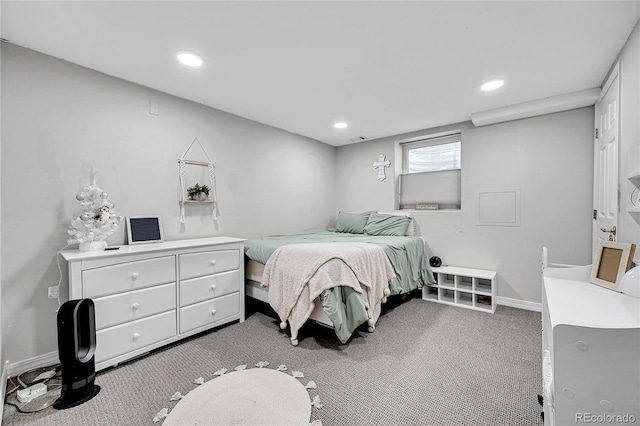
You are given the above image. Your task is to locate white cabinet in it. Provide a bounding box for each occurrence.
[422,266,496,313]
[542,265,640,425]
[63,237,245,371]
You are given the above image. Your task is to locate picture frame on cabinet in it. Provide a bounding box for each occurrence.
[590,240,636,291]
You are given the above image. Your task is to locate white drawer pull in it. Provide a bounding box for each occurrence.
[132,332,140,341]
[131,272,140,280]
[132,302,140,310]
[210,284,217,290]
[210,260,217,266]
[211,309,216,316]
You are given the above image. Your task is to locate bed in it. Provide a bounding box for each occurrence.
[245,211,435,345]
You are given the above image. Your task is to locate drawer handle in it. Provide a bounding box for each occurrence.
[132,302,140,310]
[210,284,217,291]
[131,272,140,280]
[210,260,217,266]
[132,332,140,341]
[211,309,216,316]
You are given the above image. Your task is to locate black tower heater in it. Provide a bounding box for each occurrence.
[54,299,100,409]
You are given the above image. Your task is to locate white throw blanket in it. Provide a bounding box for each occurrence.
[261,243,395,345]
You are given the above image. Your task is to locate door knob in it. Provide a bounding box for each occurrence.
[600,226,616,235]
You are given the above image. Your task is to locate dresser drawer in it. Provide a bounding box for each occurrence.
[179,292,240,334]
[93,283,176,330]
[95,310,176,364]
[180,270,239,307]
[179,250,239,280]
[83,256,175,298]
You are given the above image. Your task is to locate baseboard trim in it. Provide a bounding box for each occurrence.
[497,296,542,312]
[5,351,58,377]
[0,364,8,421]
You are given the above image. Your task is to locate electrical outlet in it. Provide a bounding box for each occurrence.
[48,286,59,299]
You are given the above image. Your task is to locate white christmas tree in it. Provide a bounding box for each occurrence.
[68,169,123,251]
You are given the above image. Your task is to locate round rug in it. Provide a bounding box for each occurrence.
[163,368,311,426]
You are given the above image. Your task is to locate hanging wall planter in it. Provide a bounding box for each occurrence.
[178,138,218,223]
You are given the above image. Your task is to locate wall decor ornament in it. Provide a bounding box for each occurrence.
[67,168,123,251]
[178,138,218,223]
[373,154,391,181]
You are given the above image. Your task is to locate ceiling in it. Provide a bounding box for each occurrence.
[2,1,639,146]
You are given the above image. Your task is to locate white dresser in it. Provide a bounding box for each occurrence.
[542,265,640,425]
[62,237,245,371]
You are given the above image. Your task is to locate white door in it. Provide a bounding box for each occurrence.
[593,62,620,259]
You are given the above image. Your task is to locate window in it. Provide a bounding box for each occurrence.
[404,138,461,173]
[399,132,462,210]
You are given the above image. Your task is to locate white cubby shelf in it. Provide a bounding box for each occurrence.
[422,266,497,313]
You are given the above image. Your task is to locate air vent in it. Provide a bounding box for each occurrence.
[348,136,368,142]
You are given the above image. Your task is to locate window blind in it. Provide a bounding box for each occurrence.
[399,169,461,209]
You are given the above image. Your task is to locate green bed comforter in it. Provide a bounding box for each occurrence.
[245,231,435,342]
[245,230,434,294]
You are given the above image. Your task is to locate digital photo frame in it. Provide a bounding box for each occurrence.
[126,216,164,245]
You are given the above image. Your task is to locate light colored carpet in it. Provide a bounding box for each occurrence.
[2,299,543,425]
[163,367,311,426]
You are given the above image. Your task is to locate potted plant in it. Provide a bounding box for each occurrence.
[187,183,210,201]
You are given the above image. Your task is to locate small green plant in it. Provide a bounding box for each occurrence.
[187,183,210,200]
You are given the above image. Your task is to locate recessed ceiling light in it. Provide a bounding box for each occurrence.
[334,122,348,129]
[480,79,504,92]
[176,51,203,67]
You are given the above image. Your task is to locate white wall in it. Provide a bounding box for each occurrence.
[336,108,594,305]
[0,44,336,366]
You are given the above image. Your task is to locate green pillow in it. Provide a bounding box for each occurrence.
[363,212,411,236]
[335,211,372,234]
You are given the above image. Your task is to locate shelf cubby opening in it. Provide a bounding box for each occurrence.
[475,294,492,309]
[440,289,455,303]
[456,291,473,306]
[439,273,455,289]
[423,285,438,300]
[458,276,473,290]
[475,278,492,294]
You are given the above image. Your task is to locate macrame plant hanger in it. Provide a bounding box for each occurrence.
[178,138,218,224]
